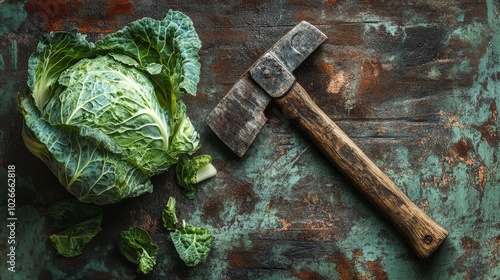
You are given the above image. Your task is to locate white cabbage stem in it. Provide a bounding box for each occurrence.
[195,163,217,183]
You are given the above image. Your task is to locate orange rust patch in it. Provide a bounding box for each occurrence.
[439,111,465,129]
[326,0,337,6]
[327,253,359,280]
[278,219,292,230]
[492,101,498,120]
[364,260,389,280]
[478,164,488,191]
[108,0,133,15]
[451,139,475,165]
[419,199,430,212]
[327,71,348,94]
[454,236,481,278]
[317,60,334,73]
[25,0,83,32]
[358,58,381,95]
[486,235,500,260]
[476,164,488,201]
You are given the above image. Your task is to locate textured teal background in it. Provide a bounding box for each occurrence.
[0,0,499,279]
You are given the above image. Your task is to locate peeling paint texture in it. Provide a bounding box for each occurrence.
[1,0,499,279]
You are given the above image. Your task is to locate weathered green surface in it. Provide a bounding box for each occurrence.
[0,0,499,279]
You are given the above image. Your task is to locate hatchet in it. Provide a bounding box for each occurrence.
[206,21,448,259]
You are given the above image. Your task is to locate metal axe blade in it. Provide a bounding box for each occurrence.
[206,21,327,157]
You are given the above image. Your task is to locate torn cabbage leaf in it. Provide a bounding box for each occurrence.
[175,154,216,199]
[48,199,103,257]
[118,226,158,274]
[170,223,214,267]
[50,216,103,257]
[19,10,202,205]
[162,196,214,267]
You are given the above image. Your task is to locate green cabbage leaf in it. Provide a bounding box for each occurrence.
[162,196,214,267]
[175,154,216,199]
[118,226,158,274]
[49,216,103,257]
[48,199,103,257]
[20,10,203,205]
[170,224,214,267]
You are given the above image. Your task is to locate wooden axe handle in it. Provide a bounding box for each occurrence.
[274,82,448,259]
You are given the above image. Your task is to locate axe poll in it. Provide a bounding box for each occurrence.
[206,21,448,259]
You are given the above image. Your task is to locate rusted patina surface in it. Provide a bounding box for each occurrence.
[0,0,499,279]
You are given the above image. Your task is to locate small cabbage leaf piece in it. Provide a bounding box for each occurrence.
[161,196,214,267]
[50,216,103,257]
[175,155,217,199]
[162,196,179,231]
[48,199,103,257]
[118,226,158,274]
[20,10,203,205]
[170,223,214,267]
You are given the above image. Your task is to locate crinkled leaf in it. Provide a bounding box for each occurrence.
[162,197,179,231]
[95,10,201,111]
[118,226,158,274]
[42,55,173,175]
[27,29,95,110]
[161,196,214,266]
[49,215,103,257]
[20,97,153,205]
[170,224,213,267]
[168,109,201,163]
[94,10,202,164]
[175,154,213,199]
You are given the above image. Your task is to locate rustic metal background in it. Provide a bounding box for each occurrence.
[1,0,499,279]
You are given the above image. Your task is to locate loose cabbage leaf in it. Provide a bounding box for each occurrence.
[162,197,179,231]
[49,215,103,257]
[170,224,214,267]
[175,154,216,199]
[161,196,214,267]
[48,199,103,257]
[118,226,158,274]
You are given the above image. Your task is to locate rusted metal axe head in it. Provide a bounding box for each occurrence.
[206,21,327,157]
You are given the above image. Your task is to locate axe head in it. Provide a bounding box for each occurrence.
[206,21,327,157]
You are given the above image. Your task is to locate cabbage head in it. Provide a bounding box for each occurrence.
[19,10,203,205]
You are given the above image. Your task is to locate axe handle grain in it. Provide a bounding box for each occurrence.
[274,82,448,259]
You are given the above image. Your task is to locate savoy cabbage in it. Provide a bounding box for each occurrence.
[19,10,208,205]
